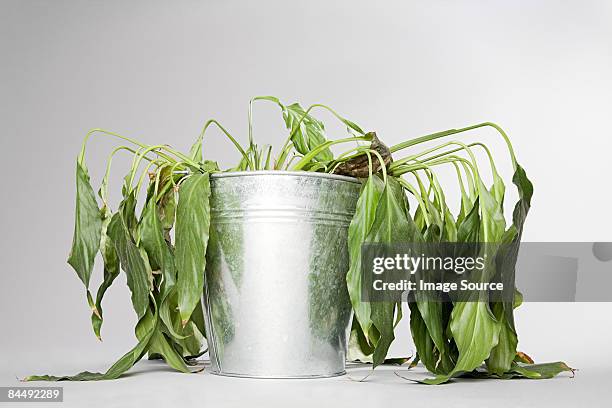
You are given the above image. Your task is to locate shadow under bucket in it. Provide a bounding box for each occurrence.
[202,171,361,378]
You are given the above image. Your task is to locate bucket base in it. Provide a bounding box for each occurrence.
[208,370,346,379]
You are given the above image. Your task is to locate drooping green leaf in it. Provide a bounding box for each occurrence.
[157,188,177,244]
[91,206,120,340]
[67,161,102,303]
[421,300,501,385]
[509,164,534,235]
[477,180,506,244]
[486,302,517,375]
[412,296,454,375]
[189,136,203,163]
[350,326,414,367]
[139,195,186,343]
[158,289,206,355]
[140,198,176,296]
[346,175,385,339]
[457,199,480,243]
[200,160,220,173]
[486,164,534,374]
[341,117,365,135]
[408,302,439,373]
[147,329,190,373]
[364,177,421,367]
[505,362,574,379]
[175,173,211,325]
[490,167,505,207]
[283,103,333,162]
[158,294,188,341]
[177,321,207,359]
[347,318,375,362]
[107,194,150,319]
[370,300,396,368]
[408,189,455,375]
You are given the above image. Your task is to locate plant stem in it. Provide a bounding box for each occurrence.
[291,136,371,170]
[100,146,154,207]
[199,119,253,169]
[134,159,165,197]
[308,103,365,134]
[396,177,431,225]
[128,145,189,188]
[79,128,179,165]
[389,122,517,169]
[366,149,387,183]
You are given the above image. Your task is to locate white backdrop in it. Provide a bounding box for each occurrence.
[0,0,610,404]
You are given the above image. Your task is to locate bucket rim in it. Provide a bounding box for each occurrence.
[210,170,361,184]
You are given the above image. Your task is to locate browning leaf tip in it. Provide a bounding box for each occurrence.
[91,306,102,319]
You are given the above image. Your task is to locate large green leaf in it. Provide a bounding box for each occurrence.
[147,328,190,373]
[139,196,189,344]
[412,295,454,375]
[346,175,385,339]
[157,187,177,244]
[140,198,176,296]
[477,180,506,245]
[504,362,574,379]
[283,103,333,162]
[456,199,480,243]
[90,206,120,340]
[408,302,439,373]
[509,164,534,235]
[175,173,211,325]
[486,164,534,374]
[411,182,458,375]
[189,135,203,163]
[486,302,517,375]
[364,177,421,367]
[419,301,501,385]
[107,194,150,319]
[347,318,375,362]
[67,161,102,303]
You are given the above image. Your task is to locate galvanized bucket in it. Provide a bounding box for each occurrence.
[202,171,361,378]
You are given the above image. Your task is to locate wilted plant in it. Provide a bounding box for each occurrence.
[26,97,572,383]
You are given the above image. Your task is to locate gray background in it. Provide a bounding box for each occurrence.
[1,0,611,407]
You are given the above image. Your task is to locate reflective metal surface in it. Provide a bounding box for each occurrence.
[203,171,361,378]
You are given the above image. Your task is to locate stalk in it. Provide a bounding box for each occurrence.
[418,142,501,185]
[263,145,273,170]
[275,142,294,170]
[128,145,178,188]
[291,136,371,170]
[134,159,166,197]
[396,177,431,226]
[365,149,387,183]
[249,97,364,169]
[100,146,154,207]
[391,140,479,172]
[198,119,253,169]
[389,122,517,169]
[79,128,183,165]
[282,154,302,170]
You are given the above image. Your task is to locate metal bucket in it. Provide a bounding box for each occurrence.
[202,171,361,378]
